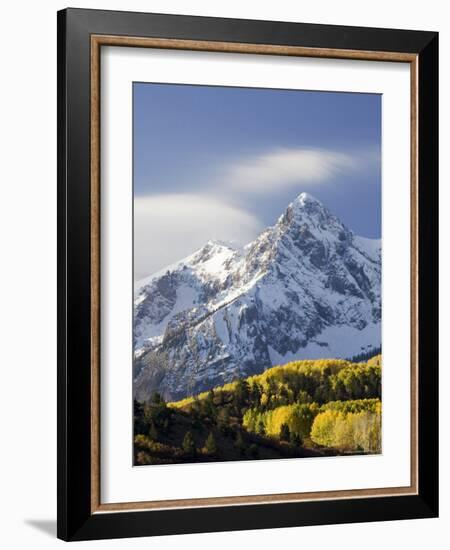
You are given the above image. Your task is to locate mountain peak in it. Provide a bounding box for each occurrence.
[276,191,333,232]
[296,191,321,205]
[204,239,236,250]
[288,192,325,213]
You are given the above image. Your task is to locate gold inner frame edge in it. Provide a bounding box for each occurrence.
[90,35,419,514]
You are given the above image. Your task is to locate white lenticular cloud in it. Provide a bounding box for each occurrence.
[225,148,358,193]
[134,194,262,280]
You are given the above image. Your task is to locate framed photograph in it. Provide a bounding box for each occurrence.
[57,8,438,541]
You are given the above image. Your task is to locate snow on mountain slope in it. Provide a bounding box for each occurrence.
[133,241,240,353]
[134,192,381,401]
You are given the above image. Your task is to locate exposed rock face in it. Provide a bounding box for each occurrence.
[134,193,381,401]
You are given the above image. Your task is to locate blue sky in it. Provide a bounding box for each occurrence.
[134,83,381,279]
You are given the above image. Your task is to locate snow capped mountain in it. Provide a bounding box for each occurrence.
[134,192,381,401]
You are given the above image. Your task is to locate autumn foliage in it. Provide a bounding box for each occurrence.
[134,355,382,464]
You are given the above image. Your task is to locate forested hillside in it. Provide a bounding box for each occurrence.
[134,355,381,465]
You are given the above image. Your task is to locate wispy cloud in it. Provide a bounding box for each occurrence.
[222,147,367,194]
[134,194,262,280]
[134,147,380,278]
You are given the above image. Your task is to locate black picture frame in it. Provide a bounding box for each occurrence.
[57,7,438,542]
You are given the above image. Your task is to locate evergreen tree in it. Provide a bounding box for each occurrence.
[143,402,154,426]
[151,392,164,405]
[192,395,201,414]
[250,382,262,407]
[204,432,218,455]
[257,419,266,436]
[204,389,216,420]
[133,399,143,417]
[249,443,259,459]
[267,377,278,400]
[149,422,158,441]
[235,431,245,455]
[161,417,170,435]
[279,386,289,406]
[215,390,224,406]
[217,407,231,434]
[280,423,290,442]
[234,379,250,409]
[290,432,302,447]
[133,399,147,435]
[182,431,196,456]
